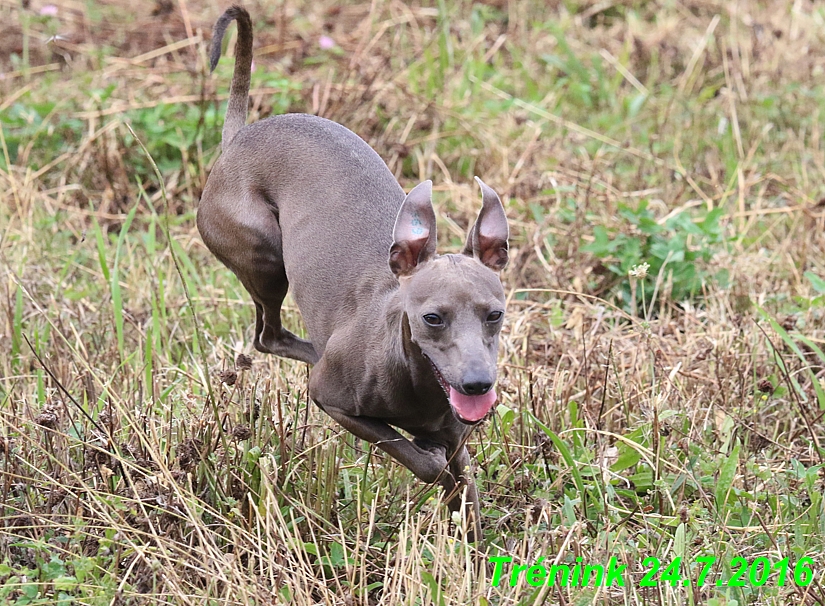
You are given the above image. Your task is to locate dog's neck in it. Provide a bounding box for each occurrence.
[377,291,446,404]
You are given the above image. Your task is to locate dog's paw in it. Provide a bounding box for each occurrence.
[412,438,447,458]
[411,439,449,482]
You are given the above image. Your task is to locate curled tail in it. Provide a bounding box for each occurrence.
[210,5,253,147]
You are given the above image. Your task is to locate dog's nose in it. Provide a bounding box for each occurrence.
[462,380,492,396]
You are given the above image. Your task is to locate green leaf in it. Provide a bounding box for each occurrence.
[674,522,686,560]
[90,214,110,282]
[53,576,77,591]
[629,469,653,492]
[562,494,577,525]
[532,415,589,509]
[611,440,642,472]
[715,439,740,510]
[627,92,647,118]
[805,271,825,295]
[421,571,446,606]
[580,225,614,257]
[497,404,516,436]
[759,308,825,409]
[302,543,318,556]
[112,202,139,359]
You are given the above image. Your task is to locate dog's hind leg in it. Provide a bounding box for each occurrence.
[248,260,319,365]
[198,191,319,365]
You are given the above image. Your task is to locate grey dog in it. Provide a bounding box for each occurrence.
[198,5,510,539]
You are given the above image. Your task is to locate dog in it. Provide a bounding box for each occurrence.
[198,5,509,540]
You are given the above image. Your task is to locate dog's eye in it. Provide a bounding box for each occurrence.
[487,311,504,323]
[423,313,444,327]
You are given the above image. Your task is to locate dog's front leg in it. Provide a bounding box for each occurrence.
[321,406,450,484]
[440,445,481,541]
[310,349,450,483]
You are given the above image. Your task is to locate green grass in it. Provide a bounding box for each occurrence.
[2,0,825,604]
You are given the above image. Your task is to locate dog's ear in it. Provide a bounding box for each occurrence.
[463,177,509,271]
[390,180,437,277]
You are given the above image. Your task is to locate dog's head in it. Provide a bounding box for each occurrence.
[390,178,509,425]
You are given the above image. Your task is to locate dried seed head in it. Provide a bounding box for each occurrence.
[694,338,714,361]
[35,409,59,429]
[178,438,203,471]
[749,434,769,452]
[231,424,252,441]
[99,403,114,426]
[513,474,530,492]
[235,353,253,371]
[219,369,237,386]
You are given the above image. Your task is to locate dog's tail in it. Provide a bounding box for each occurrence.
[210,5,253,148]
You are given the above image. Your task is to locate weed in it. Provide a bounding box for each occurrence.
[581,200,728,312]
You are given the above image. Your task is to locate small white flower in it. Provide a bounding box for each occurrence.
[629,262,650,279]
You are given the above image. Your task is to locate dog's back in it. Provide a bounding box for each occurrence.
[204,113,406,352]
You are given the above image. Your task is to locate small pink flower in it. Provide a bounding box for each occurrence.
[40,4,58,16]
[250,60,256,72]
[319,36,335,50]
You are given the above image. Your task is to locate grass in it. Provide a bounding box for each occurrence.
[2,0,825,603]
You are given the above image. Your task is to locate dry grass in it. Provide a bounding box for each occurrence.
[2,0,825,604]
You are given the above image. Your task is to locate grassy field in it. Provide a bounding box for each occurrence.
[2,0,825,603]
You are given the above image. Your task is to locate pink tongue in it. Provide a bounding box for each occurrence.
[449,386,497,422]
